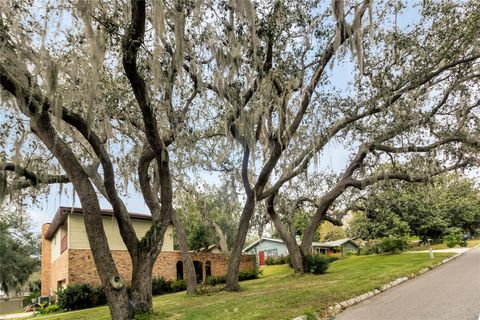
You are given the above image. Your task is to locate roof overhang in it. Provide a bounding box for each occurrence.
[44,207,153,240]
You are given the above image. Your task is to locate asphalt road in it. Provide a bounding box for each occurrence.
[335,248,480,320]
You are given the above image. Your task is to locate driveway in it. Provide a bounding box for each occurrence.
[335,247,480,320]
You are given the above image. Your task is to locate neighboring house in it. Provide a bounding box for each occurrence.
[243,238,289,265]
[311,238,360,256]
[243,237,360,265]
[41,207,255,297]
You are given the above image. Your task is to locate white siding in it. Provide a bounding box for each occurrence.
[68,213,174,251]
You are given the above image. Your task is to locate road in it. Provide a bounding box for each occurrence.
[335,247,480,320]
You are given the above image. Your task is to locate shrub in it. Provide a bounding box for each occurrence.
[152,277,171,295]
[304,254,330,274]
[239,267,263,281]
[443,228,463,248]
[326,256,339,263]
[170,279,186,292]
[36,302,61,315]
[358,242,381,255]
[379,236,409,254]
[265,255,290,265]
[57,284,106,311]
[214,275,227,284]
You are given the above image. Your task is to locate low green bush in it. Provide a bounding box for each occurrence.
[36,302,61,315]
[358,242,381,255]
[239,267,263,281]
[379,236,409,254]
[326,256,339,263]
[152,277,171,295]
[443,227,463,248]
[58,284,106,311]
[304,254,330,274]
[265,255,290,265]
[170,279,186,292]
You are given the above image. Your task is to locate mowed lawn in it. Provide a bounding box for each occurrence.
[33,252,454,320]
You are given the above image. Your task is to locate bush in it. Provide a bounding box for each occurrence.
[239,267,263,281]
[379,236,409,254]
[443,228,463,248]
[213,275,227,284]
[358,242,381,255]
[152,277,171,295]
[326,256,339,263]
[265,255,290,265]
[36,302,61,315]
[170,279,186,292]
[304,254,330,274]
[57,284,106,311]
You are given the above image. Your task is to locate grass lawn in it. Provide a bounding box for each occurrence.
[32,252,454,320]
[408,239,480,251]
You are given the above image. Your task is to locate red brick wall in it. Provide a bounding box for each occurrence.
[50,250,69,293]
[41,224,52,296]
[67,249,255,287]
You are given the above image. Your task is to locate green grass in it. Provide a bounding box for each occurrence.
[408,239,480,251]
[32,253,454,320]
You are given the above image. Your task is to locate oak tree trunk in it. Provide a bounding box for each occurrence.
[225,196,256,291]
[266,196,304,273]
[31,113,134,319]
[171,210,197,294]
[130,253,154,314]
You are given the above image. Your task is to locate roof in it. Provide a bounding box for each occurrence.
[312,238,359,248]
[243,237,285,252]
[44,206,153,240]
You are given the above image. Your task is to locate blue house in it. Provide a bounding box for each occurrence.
[243,238,289,265]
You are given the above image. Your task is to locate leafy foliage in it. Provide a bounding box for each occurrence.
[348,174,480,242]
[238,268,263,281]
[57,284,106,311]
[443,228,463,248]
[265,256,290,266]
[35,303,61,315]
[151,277,171,296]
[304,254,330,274]
[0,207,40,296]
[379,236,409,254]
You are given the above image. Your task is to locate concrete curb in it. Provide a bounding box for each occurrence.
[292,248,475,320]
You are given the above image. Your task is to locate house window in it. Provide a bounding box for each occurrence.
[266,249,278,257]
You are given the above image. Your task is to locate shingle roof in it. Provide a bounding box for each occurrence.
[312,238,359,248]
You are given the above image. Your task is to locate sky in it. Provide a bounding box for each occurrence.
[2,1,424,233]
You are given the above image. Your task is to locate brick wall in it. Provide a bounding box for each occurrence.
[41,224,52,296]
[67,249,256,287]
[50,250,69,293]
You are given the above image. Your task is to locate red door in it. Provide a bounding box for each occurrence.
[259,251,265,266]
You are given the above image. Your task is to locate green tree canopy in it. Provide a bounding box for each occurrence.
[0,207,40,296]
[347,173,480,242]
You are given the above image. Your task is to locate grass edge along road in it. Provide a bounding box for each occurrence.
[32,252,454,320]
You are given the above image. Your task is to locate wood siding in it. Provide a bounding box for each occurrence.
[67,213,174,251]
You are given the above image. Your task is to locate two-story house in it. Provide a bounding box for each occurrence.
[41,207,255,297]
